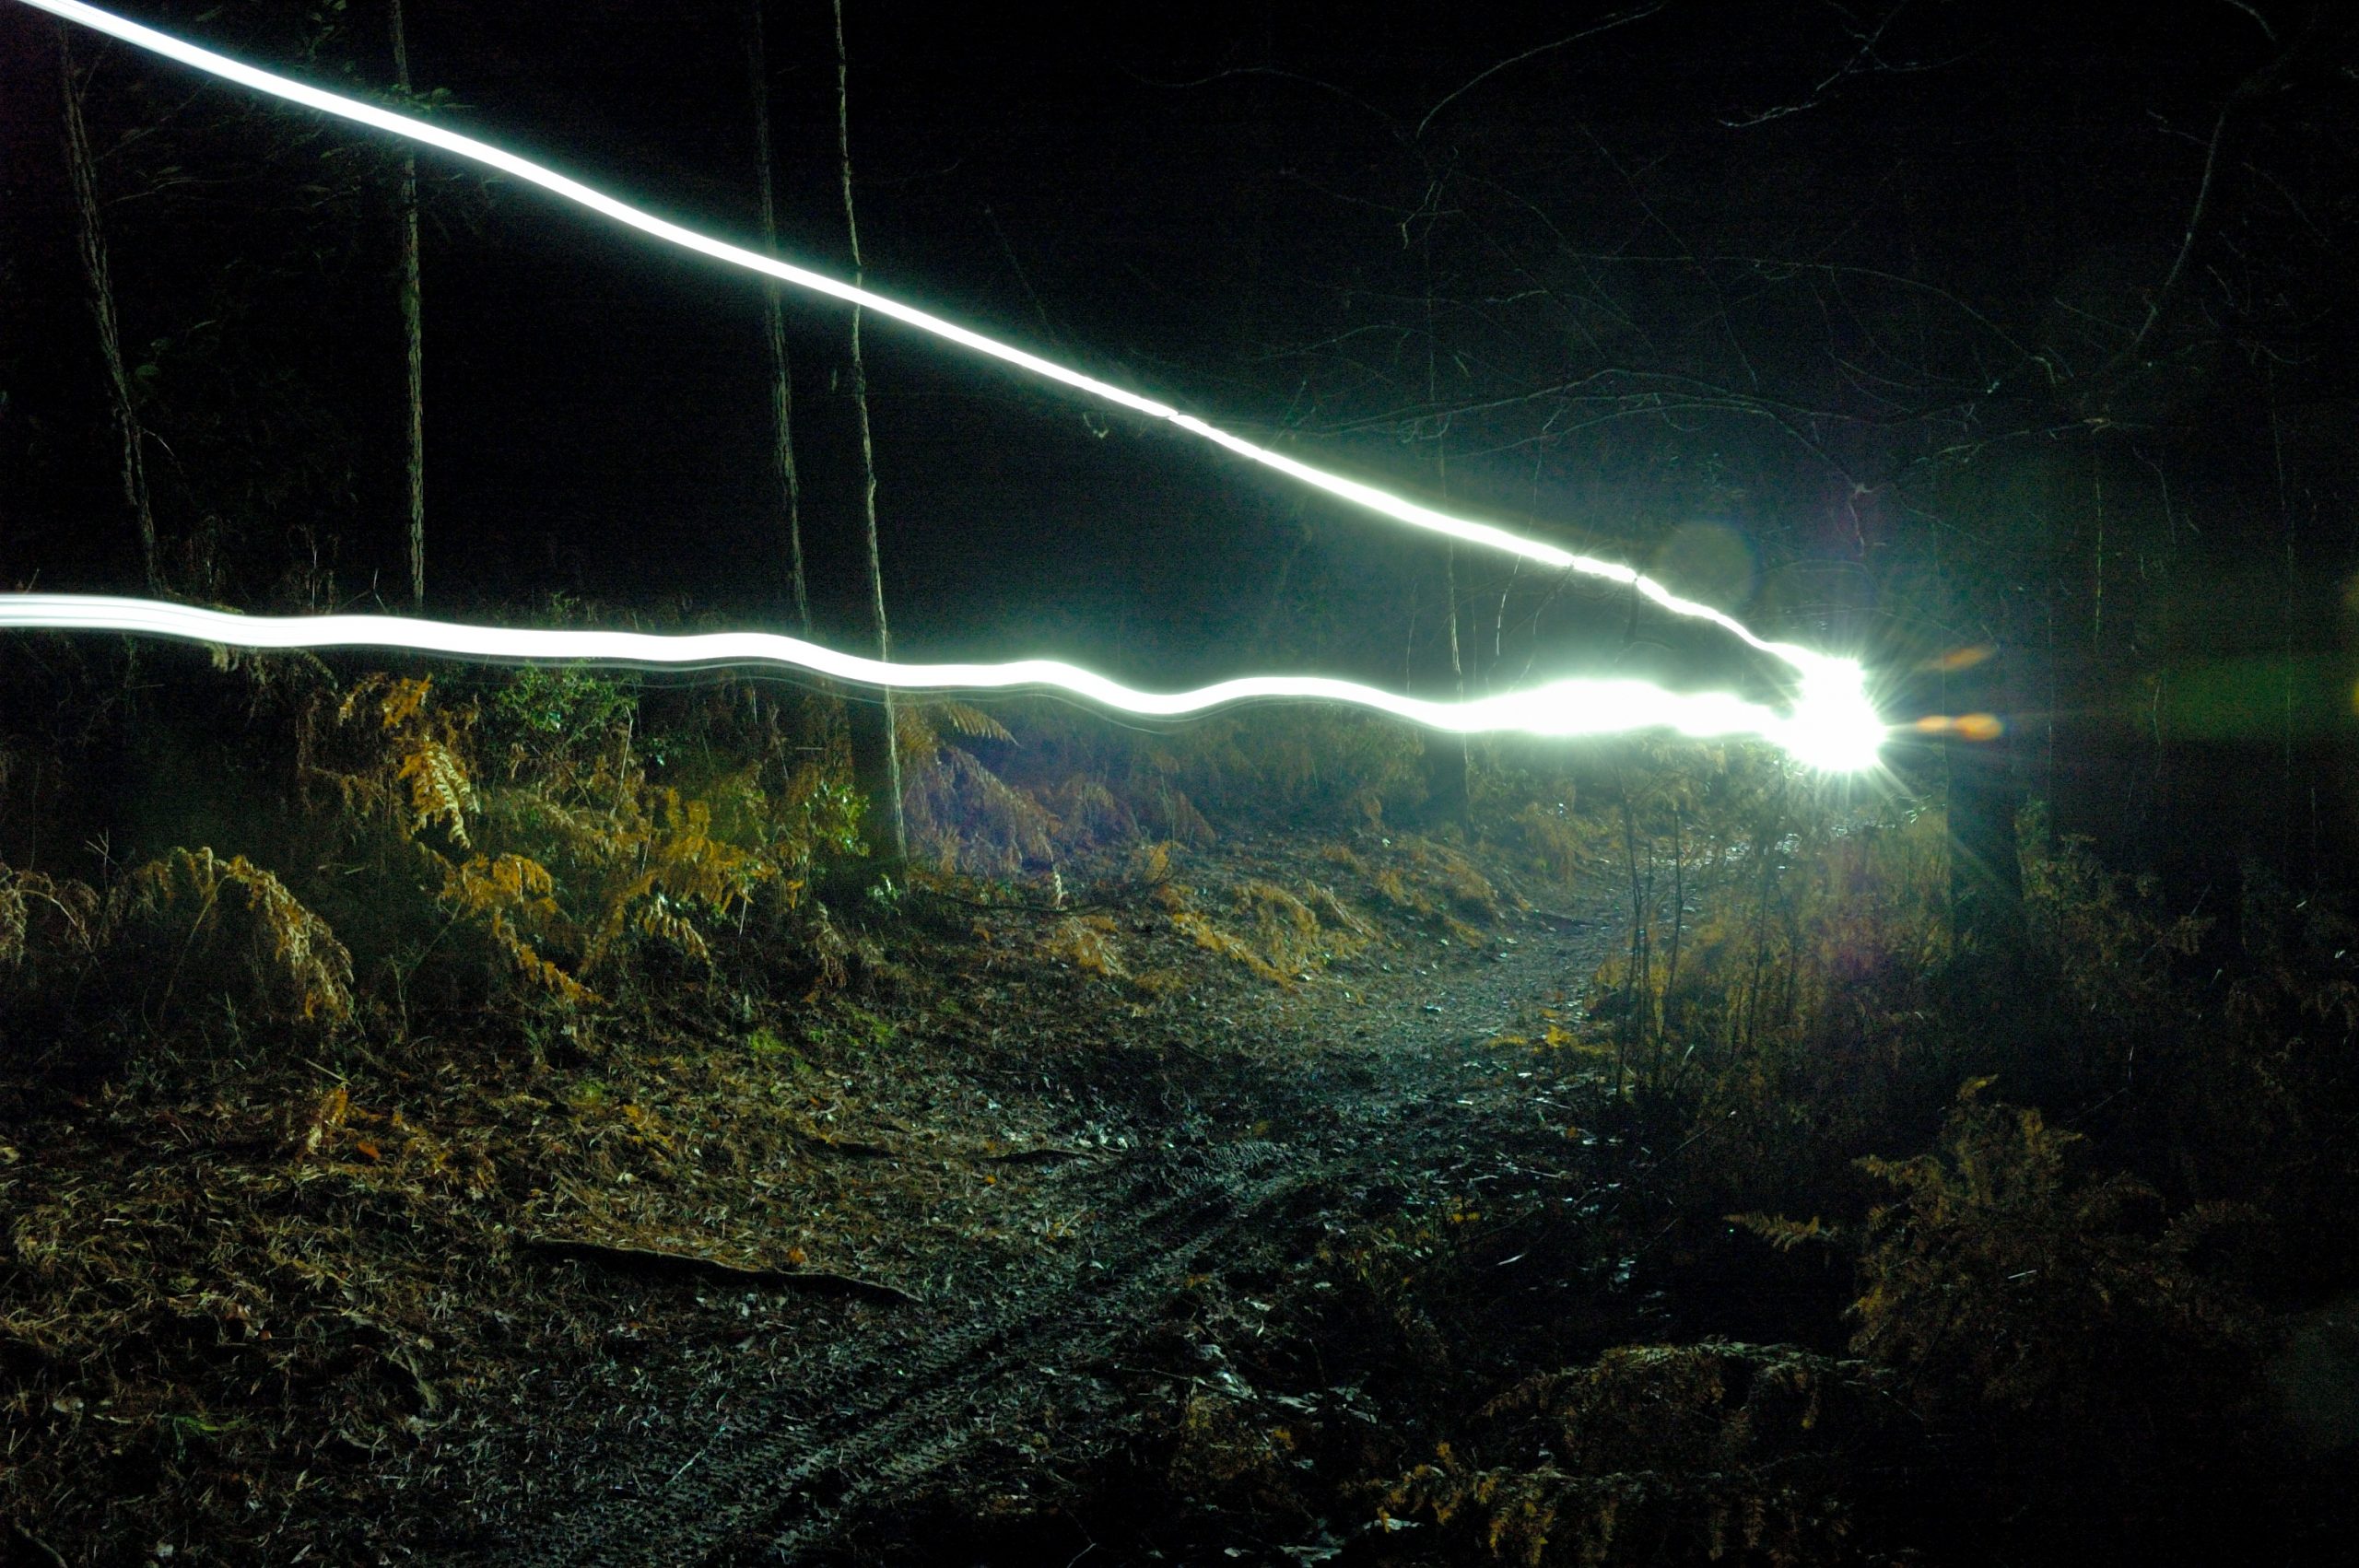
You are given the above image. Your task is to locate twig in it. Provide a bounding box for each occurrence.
[666,1421,728,1487]
[910,879,1162,919]
[2220,0,2276,44]
[2107,29,2305,377]
[1415,4,1670,140]
[792,1124,899,1159]
[521,1234,921,1305]
[10,1520,70,1568]
[975,1145,1101,1164]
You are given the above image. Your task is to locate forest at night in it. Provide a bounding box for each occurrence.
[4,2,2359,1562]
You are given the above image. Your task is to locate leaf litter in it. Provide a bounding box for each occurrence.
[3,825,1623,1563]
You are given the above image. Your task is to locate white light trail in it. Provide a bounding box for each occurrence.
[20,0,1850,686]
[0,596,1887,767]
[13,4,1888,768]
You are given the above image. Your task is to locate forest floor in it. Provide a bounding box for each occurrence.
[3,823,1769,1567]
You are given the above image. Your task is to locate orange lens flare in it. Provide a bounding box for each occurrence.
[1912,713,2005,742]
[1919,644,1997,673]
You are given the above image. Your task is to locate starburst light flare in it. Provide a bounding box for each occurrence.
[21,0,1853,688]
[0,596,1887,768]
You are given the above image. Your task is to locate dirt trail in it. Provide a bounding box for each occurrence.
[465,909,1621,1566]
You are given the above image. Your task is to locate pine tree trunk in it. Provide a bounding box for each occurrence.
[747,0,812,636]
[832,0,906,867]
[58,29,159,592]
[391,0,426,608]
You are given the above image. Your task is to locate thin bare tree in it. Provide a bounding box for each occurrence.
[58,29,158,591]
[391,0,425,608]
[1420,245,1469,821]
[831,0,906,865]
[747,0,814,636]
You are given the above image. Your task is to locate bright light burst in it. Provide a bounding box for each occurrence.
[0,596,1884,766]
[22,0,1853,688]
[1782,660,1887,775]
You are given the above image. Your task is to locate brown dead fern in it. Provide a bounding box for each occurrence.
[121,847,354,1024]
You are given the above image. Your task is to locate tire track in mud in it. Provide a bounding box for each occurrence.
[521,1141,1303,1567]
[490,917,1614,1567]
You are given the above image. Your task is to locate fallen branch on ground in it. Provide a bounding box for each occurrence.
[520,1234,922,1305]
[790,1123,899,1159]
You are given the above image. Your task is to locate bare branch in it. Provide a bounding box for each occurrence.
[1722,0,1984,128]
[2220,0,2278,44]
[1414,3,1673,142]
[2106,29,2304,376]
[1129,63,1399,134]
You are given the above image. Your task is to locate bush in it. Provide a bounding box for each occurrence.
[1389,1342,1902,1567]
[1850,1079,2259,1419]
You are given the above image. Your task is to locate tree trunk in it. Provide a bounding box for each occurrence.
[58,29,158,592]
[1417,277,1469,823]
[1421,543,1470,822]
[832,0,906,867]
[1944,606,2025,965]
[747,0,812,636]
[391,0,426,609]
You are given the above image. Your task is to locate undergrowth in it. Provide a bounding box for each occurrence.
[1357,742,2359,1568]
[0,638,1554,1083]
[8,637,2359,1566]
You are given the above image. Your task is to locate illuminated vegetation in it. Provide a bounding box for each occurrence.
[3,648,2354,1563]
[6,1,2354,1559]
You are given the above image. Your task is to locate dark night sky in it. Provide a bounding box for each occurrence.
[5,0,2352,718]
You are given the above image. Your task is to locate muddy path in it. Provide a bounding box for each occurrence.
[453,900,1625,1566]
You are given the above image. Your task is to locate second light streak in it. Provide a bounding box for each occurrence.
[0,596,1884,769]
